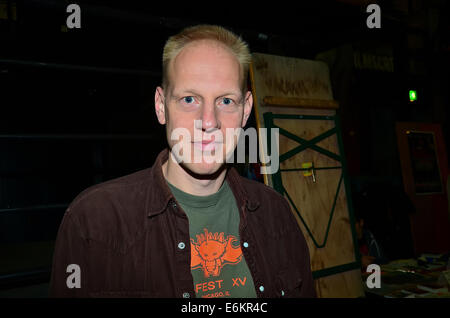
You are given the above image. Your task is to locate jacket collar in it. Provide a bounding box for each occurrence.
[225,162,261,212]
[146,148,260,217]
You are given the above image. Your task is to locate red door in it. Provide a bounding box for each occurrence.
[396,122,450,255]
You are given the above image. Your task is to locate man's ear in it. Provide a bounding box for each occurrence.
[155,86,166,125]
[241,91,253,128]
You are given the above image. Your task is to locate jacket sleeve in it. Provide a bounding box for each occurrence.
[49,210,90,297]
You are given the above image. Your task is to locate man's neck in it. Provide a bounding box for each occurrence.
[162,152,227,196]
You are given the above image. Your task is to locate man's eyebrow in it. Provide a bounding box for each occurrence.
[172,90,243,98]
[170,89,200,98]
[180,89,201,96]
[218,91,242,98]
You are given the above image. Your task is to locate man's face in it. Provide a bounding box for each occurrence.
[155,40,253,176]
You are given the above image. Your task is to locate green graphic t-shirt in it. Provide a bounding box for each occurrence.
[167,180,257,298]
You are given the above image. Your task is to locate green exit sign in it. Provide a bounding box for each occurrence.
[409,90,417,102]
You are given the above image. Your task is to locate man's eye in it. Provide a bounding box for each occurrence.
[221,98,233,105]
[183,96,195,104]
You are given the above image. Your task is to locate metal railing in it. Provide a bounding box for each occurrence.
[0,268,51,291]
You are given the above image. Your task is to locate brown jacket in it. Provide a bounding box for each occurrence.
[49,149,316,298]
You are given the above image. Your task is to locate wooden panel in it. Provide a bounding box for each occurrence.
[250,53,364,298]
[250,53,336,186]
[263,96,339,109]
[314,269,364,298]
[276,118,355,270]
[251,53,334,101]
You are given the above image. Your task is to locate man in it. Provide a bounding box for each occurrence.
[50,24,315,298]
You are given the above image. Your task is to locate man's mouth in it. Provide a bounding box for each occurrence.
[193,137,221,151]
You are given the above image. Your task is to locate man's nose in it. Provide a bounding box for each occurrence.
[201,103,219,131]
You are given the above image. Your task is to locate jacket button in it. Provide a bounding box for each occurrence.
[182,292,190,298]
[243,242,249,248]
[259,286,264,292]
[281,290,285,296]
[178,242,186,250]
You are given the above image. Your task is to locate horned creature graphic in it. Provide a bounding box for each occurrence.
[190,228,243,277]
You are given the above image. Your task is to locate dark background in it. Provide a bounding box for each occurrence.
[0,0,449,296]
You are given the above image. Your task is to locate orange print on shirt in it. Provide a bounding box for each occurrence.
[190,228,243,278]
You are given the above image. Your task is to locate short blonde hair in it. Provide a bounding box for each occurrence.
[162,24,251,92]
